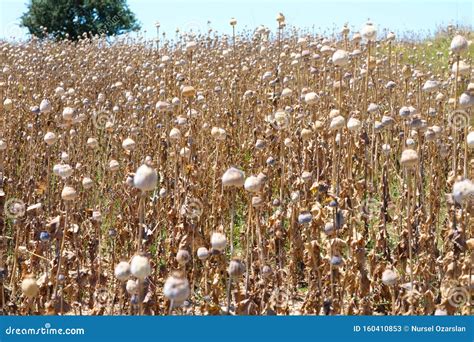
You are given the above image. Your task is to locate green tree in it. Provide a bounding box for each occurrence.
[21,0,140,40]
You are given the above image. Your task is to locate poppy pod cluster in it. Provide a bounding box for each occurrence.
[0,16,472,317]
[163,271,190,306]
[133,164,158,192]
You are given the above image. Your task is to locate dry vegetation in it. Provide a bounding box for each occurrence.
[0,18,473,316]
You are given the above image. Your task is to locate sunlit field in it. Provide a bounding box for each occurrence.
[0,19,473,316]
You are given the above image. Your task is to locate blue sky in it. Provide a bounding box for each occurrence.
[0,0,472,40]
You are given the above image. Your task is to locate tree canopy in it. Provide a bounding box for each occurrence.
[21,0,140,40]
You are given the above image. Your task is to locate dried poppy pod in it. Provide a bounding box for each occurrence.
[347,117,361,131]
[211,127,226,141]
[91,210,102,222]
[301,171,312,182]
[222,167,245,187]
[406,138,416,147]
[114,261,131,282]
[459,92,474,108]
[381,268,398,286]
[21,275,39,298]
[422,80,439,93]
[367,103,379,113]
[133,164,158,192]
[374,121,384,133]
[169,127,181,141]
[386,31,396,41]
[434,308,448,316]
[125,65,135,75]
[3,98,13,111]
[304,92,319,105]
[179,147,191,158]
[361,21,377,41]
[450,35,468,54]
[255,139,266,149]
[281,88,292,98]
[43,132,57,146]
[211,232,227,252]
[197,247,209,261]
[39,99,52,113]
[330,255,343,267]
[56,164,73,179]
[290,191,300,202]
[452,179,474,204]
[122,138,136,151]
[424,129,436,142]
[298,211,312,225]
[332,49,349,67]
[176,249,190,265]
[352,32,362,43]
[82,177,93,189]
[54,86,65,96]
[155,101,171,112]
[466,238,474,250]
[229,18,237,26]
[108,160,120,172]
[399,106,411,118]
[273,110,288,127]
[86,137,99,149]
[163,271,190,305]
[401,64,412,79]
[61,186,77,201]
[244,175,263,193]
[467,131,474,149]
[382,144,391,155]
[434,94,444,105]
[130,254,151,280]
[330,115,345,131]
[126,279,139,295]
[276,12,285,24]
[228,258,245,278]
[185,41,197,52]
[159,187,167,198]
[381,115,394,128]
[62,107,75,121]
[400,149,418,169]
[181,85,196,98]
